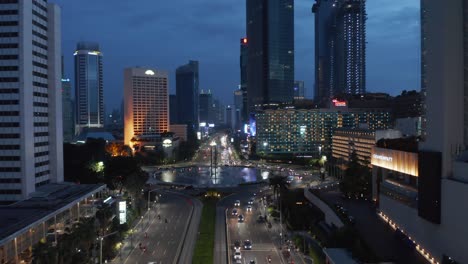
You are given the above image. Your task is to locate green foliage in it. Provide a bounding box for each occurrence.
[339,150,372,198]
[192,200,216,264]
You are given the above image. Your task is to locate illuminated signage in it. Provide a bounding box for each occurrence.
[197,132,201,140]
[162,139,172,147]
[208,123,215,128]
[371,147,418,177]
[372,154,393,162]
[332,99,347,107]
[119,201,127,224]
[145,70,155,75]
[300,126,306,136]
[87,51,101,56]
[200,122,207,127]
[244,124,249,134]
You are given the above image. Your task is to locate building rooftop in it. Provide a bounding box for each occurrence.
[323,248,358,264]
[0,183,105,245]
[376,136,419,153]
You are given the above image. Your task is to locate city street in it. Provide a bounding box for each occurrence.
[118,192,196,264]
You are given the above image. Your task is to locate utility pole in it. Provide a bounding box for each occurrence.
[98,231,118,264]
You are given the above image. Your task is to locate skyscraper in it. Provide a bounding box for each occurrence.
[226,105,233,129]
[294,80,305,99]
[62,57,73,142]
[246,0,294,113]
[124,68,169,148]
[199,90,213,124]
[0,1,63,202]
[313,0,366,104]
[176,60,199,126]
[74,42,104,134]
[240,38,248,122]
[234,89,243,129]
[369,1,468,263]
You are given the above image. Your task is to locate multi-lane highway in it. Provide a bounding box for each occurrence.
[119,192,200,264]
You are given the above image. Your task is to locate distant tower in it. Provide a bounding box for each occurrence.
[294,81,305,99]
[199,90,213,123]
[246,0,294,113]
[74,42,104,134]
[61,56,74,142]
[226,105,233,129]
[124,68,169,147]
[240,38,248,121]
[313,0,366,103]
[176,60,199,126]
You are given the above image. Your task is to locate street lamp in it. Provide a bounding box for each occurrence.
[97,231,118,264]
[147,189,159,227]
[210,141,217,178]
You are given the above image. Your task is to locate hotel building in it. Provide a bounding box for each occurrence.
[124,68,169,150]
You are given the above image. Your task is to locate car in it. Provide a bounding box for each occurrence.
[248,198,254,205]
[234,240,241,250]
[249,260,256,264]
[234,200,240,207]
[246,205,252,212]
[243,240,252,249]
[232,209,238,216]
[238,214,244,223]
[235,259,242,264]
[234,251,242,260]
[257,215,265,223]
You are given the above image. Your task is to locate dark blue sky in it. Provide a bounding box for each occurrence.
[55,0,420,112]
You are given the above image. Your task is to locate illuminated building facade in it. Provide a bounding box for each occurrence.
[371,2,468,263]
[0,1,63,202]
[256,105,390,156]
[333,129,402,167]
[240,38,248,122]
[246,0,294,113]
[124,68,169,149]
[312,0,366,104]
[74,42,104,134]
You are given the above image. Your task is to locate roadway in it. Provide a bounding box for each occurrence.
[118,192,199,264]
[218,189,283,264]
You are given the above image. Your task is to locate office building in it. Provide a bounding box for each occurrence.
[74,42,104,134]
[294,80,305,99]
[392,90,422,119]
[234,89,243,130]
[170,124,188,142]
[371,1,468,263]
[61,57,73,142]
[312,0,366,104]
[332,129,401,167]
[226,105,233,128]
[169,94,178,124]
[124,68,169,150]
[0,1,63,202]
[240,38,248,121]
[176,60,199,126]
[199,90,213,124]
[255,100,391,156]
[246,0,294,113]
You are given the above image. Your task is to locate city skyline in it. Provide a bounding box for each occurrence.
[55,0,420,112]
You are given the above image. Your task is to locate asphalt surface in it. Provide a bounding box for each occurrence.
[119,192,195,264]
[221,190,284,264]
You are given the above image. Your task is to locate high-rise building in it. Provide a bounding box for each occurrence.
[124,68,169,148]
[176,60,199,126]
[61,57,74,142]
[246,0,294,113]
[0,1,63,202]
[74,42,104,135]
[294,80,305,99]
[312,0,366,104]
[234,89,243,130]
[199,90,213,124]
[370,1,468,263]
[169,94,178,124]
[226,105,233,128]
[240,38,248,122]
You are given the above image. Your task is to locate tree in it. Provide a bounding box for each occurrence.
[269,175,288,201]
[340,150,372,198]
[105,142,132,157]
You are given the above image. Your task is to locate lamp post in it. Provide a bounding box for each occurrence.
[147,189,158,227]
[278,185,283,249]
[97,231,118,264]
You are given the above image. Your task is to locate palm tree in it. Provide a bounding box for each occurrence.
[269,175,288,202]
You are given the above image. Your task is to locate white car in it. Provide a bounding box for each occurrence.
[234,200,240,207]
[234,251,242,260]
[248,198,254,205]
[232,209,238,216]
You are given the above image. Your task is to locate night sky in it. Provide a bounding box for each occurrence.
[55,0,420,112]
